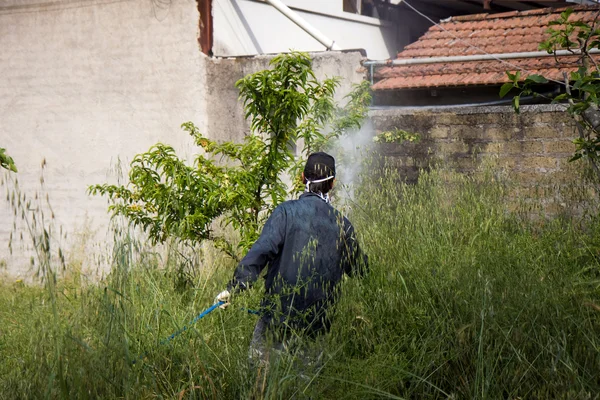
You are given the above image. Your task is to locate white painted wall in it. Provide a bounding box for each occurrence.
[213,0,399,59]
[0,0,368,280]
[0,0,207,279]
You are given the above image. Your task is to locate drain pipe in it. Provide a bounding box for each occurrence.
[264,0,341,51]
[363,48,600,67]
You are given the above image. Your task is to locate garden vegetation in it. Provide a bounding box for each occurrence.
[1,51,599,399]
[1,165,600,399]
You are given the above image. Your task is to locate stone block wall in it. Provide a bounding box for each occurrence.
[370,104,589,213]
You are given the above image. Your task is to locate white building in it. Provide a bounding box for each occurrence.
[211,0,401,59]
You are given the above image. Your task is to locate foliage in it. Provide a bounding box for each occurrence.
[327,80,372,144]
[2,164,600,398]
[89,52,369,258]
[372,127,420,143]
[500,7,600,174]
[0,147,17,172]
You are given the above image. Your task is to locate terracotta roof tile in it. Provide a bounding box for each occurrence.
[372,55,592,90]
[373,5,600,90]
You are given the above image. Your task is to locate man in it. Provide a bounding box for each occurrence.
[215,152,368,364]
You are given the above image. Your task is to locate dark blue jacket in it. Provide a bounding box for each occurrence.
[228,192,368,336]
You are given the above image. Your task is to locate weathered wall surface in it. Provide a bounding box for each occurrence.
[0,0,208,279]
[370,105,582,214]
[0,0,368,279]
[205,51,367,143]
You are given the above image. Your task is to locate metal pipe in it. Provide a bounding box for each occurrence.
[263,0,342,51]
[363,48,600,67]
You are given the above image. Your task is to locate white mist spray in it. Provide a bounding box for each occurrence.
[330,119,375,210]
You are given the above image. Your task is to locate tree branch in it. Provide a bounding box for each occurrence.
[564,72,600,179]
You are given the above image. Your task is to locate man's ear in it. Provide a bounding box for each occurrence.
[301,172,306,184]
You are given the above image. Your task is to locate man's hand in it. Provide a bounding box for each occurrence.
[214,290,231,309]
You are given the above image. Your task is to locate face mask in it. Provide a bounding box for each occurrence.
[305,176,334,204]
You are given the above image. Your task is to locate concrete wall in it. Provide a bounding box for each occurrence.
[205,51,367,143]
[0,0,208,279]
[370,105,585,214]
[213,0,398,59]
[0,0,368,279]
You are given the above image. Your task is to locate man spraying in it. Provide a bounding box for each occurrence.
[215,152,368,364]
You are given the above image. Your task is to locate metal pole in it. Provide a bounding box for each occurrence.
[264,0,342,51]
[363,48,600,67]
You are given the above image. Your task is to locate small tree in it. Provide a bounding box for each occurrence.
[500,8,600,177]
[89,52,369,259]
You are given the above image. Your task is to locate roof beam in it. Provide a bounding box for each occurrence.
[491,1,537,10]
[440,0,487,12]
[447,0,529,12]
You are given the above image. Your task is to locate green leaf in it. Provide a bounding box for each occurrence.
[580,83,599,94]
[538,41,554,53]
[525,74,549,84]
[0,148,17,173]
[571,21,589,29]
[551,93,569,103]
[514,70,521,83]
[560,8,574,21]
[569,153,583,162]
[570,102,590,114]
[499,82,514,98]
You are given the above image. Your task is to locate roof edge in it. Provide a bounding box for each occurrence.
[448,4,599,23]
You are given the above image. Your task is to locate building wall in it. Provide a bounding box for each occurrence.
[371,105,585,214]
[205,51,367,143]
[0,0,368,279]
[0,0,207,279]
[212,0,398,59]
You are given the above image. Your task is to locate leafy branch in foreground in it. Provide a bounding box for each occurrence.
[89,52,369,259]
[500,7,600,176]
[0,147,17,172]
[328,80,372,142]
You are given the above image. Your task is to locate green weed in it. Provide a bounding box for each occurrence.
[1,163,599,399]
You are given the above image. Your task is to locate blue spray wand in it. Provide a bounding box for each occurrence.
[132,301,259,364]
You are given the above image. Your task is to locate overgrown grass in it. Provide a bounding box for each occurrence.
[1,164,600,399]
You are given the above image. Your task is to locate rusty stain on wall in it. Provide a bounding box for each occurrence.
[198,0,213,56]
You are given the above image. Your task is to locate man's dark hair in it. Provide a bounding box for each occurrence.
[304,152,335,194]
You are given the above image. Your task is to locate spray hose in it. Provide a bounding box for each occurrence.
[132,302,259,364]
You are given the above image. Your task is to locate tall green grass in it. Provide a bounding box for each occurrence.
[1,164,600,399]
